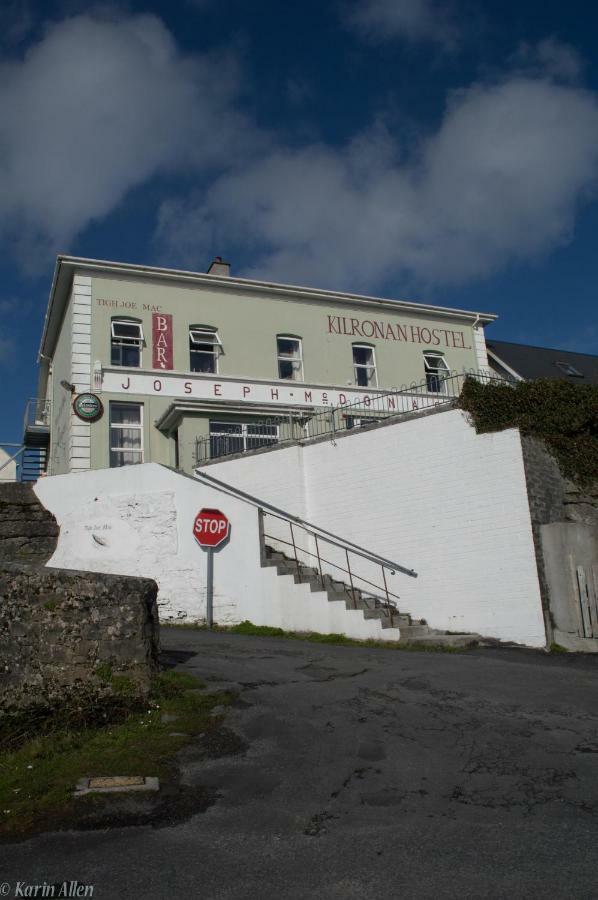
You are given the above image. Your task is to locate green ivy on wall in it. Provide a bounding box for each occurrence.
[458,377,598,487]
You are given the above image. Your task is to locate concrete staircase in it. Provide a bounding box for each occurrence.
[262,545,483,647]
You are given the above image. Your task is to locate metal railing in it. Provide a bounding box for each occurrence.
[0,443,24,478]
[195,370,507,464]
[194,469,417,617]
[23,398,51,430]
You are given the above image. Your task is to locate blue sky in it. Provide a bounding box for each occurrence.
[1,0,598,444]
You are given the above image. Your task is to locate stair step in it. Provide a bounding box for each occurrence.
[363,608,392,620]
[263,543,472,644]
[398,624,432,637]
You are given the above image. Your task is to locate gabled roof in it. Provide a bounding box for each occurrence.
[487,340,598,385]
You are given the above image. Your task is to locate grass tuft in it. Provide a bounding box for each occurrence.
[0,671,231,840]
[170,620,466,653]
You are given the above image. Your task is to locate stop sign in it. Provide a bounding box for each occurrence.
[193,508,230,549]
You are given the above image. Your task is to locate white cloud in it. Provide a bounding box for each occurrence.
[510,38,584,83]
[0,12,255,267]
[157,76,598,290]
[3,13,598,296]
[343,0,458,46]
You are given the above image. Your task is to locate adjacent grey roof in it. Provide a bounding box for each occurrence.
[487,340,598,385]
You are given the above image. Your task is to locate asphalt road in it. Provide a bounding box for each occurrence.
[4,629,598,899]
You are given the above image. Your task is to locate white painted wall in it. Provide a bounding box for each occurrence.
[34,464,401,642]
[204,409,546,647]
[34,409,546,646]
[0,448,17,481]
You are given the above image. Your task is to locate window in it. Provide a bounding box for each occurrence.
[109,403,144,467]
[555,361,583,378]
[353,344,377,387]
[423,352,450,393]
[345,416,378,430]
[209,421,279,460]
[111,319,143,367]
[277,336,303,381]
[189,327,222,373]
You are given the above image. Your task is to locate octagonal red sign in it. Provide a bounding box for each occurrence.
[193,508,230,548]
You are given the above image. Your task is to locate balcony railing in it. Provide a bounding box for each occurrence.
[195,370,508,464]
[23,398,51,431]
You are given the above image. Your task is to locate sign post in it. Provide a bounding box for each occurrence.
[192,508,230,629]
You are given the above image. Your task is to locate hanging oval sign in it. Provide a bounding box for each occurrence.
[73,393,104,422]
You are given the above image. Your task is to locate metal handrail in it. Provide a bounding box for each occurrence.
[262,507,415,578]
[194,469,417,577]
[23,398,51,430]
[194,468,417,619]
[261,527,403,606]
[195,371,508,463]
[0,445,24,475]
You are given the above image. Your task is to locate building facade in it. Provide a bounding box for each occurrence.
[35,256,497,477]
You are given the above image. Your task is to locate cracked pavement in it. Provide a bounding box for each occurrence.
[4,629,598,899]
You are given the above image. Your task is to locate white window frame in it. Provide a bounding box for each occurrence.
[109,402,144,467]
[110,319,144,368]
[189,327,222,374]
[209,420,279,457]
[276,335,304,381]
[423,352,451,393]
[352,344,378,388]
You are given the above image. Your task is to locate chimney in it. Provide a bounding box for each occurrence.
[207,256,230,277]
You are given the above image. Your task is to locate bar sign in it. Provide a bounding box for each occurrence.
[152,313,173,370]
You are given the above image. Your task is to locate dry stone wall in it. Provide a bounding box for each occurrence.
[0,483,159,714]
[0,481,59,563]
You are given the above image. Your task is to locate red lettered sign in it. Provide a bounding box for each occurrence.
[193,508,230,548]
[152,313,173,370]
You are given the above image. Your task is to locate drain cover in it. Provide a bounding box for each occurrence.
[89,776,145,789]
[75,776,159,796]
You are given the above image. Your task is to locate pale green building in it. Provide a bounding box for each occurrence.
[31,255,497,477]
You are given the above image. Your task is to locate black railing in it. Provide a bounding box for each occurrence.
[195,370,507,464]
[194,469,417,617]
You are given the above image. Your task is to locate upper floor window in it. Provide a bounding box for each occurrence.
[353,344,377,387]
[424,352,450,392]
[189,326,222,373]
[277,336,303,381]
[111,319,143,367]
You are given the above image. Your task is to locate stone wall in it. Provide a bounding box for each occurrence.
[0,482,59,563]
[0,483,159,714]
[521,435,598,649]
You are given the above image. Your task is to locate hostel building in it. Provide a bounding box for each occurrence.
[32,255,497,477]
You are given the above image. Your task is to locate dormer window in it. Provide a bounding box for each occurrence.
[423,352,450,392]
[111,319,143,368]
[189,326,222,374]
[555,361,583,378]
